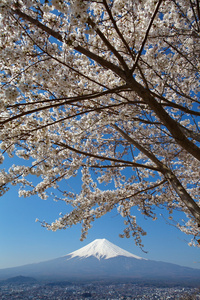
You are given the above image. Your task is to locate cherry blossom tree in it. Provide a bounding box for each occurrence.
[0,0,199,247]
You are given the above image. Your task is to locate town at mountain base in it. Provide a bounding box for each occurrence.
[0,239,200,283]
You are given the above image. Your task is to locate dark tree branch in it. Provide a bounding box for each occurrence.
[1,86,128,125]
[55,142,160,171]
[102,0,135,60]
[12,8,63,41]
[87,17,129,71]
[114,124,200,224]
[131,0,163,73]
[126,77,200,161]
[164,39,198,72]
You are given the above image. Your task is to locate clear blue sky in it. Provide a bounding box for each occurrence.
[0,157,200,270]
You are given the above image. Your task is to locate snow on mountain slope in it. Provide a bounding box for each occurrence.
[67,238,145,260]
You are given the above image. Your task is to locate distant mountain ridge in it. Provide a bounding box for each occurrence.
[0,275,37,285]
[0,239,200,284]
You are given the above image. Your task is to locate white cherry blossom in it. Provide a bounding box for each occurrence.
[0,0,199,248]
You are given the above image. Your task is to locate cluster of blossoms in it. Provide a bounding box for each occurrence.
[0,0,199,248]
[4,86,19,103]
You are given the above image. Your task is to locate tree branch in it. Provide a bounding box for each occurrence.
[1,86,128,125]
[127,77,200,161]
[102,0,135,60]
[114,124,200,224]
[12,8,63,41]
[55,142,160,171]
[12,8,126,80]
[87,17,129,71]
[131,0,163,73]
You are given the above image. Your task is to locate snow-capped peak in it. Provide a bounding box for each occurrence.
[67,239,144,260]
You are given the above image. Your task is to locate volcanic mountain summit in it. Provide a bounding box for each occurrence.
[68,238,144,260]
[0,239,200,283]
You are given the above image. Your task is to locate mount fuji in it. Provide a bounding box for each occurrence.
[68,238,144,260]
[0,239,200,283]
